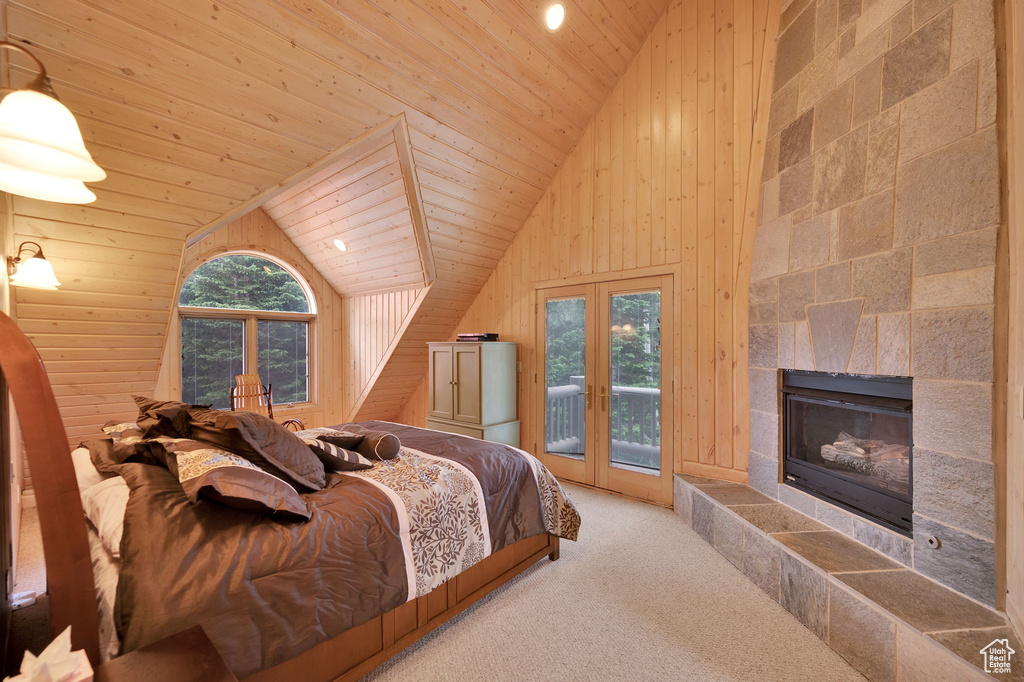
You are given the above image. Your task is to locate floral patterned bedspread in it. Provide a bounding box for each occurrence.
[338,422,580,600]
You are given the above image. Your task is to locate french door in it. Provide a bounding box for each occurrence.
[538,275,674,504]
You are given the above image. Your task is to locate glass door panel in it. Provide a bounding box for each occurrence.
[608,291,662,473]
[545,297,587,460]
[596,275,674,504]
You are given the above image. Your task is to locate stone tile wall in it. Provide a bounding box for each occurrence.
[750,0,1000,606]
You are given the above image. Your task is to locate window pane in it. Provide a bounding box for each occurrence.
[179,255,310,313]
[258,320,308,404]
[181,317,244,409]
[545,298,586,458]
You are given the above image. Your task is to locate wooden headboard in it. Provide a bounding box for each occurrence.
[0,311,99,663]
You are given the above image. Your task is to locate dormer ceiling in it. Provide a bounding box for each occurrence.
[263,119,434,297]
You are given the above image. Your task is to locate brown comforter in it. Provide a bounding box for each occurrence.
[106,421,579,677]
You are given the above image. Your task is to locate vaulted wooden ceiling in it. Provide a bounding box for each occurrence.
[5,0,672,439]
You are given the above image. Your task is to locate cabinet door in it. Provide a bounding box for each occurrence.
[452,345,482,423]
[428,345,454,420]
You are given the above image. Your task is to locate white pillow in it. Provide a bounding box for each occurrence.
[71,447,113,493]
[80,476,129,559]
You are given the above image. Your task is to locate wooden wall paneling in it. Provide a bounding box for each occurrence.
[680,0,699,470]
[714,0,735,470]
[696,0,716,466]
[651,16,667,268]
[394,1,783,482]
[610,81,625,274]
[1001,0,1024,638]
[636,37,653,271]
[622,54,637,272]
[732,0,782,473]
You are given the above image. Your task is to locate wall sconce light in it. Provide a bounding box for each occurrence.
[0,42,105,204]
[7,241,61,290]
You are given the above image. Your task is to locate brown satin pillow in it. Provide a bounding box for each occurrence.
[82,438,153,474]
[160,438,310,521]
[132,396,195,439]
[188,408,326,491]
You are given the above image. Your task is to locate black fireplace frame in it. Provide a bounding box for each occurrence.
[781,370,913,536]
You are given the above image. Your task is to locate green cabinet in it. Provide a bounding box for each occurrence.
[426,342,519,446]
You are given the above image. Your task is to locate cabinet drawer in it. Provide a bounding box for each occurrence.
[426,419,520,447]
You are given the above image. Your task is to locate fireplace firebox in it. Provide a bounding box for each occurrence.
[782,370,913,535]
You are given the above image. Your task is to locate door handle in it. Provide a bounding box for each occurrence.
[598,386,620,410]
[577,384,593,410]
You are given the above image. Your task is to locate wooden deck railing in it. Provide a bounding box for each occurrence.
[545,378,660,469]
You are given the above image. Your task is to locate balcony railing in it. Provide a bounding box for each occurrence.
[545,376,661,470]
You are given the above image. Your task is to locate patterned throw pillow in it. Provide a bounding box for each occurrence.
[302,439,375,472]
[102,420,144,444]
[187,408,326,491]
[156,438,310,521]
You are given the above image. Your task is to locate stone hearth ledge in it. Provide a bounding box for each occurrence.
[674,474,1019,681]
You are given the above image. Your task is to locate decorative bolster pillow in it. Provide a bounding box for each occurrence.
[293,428,364,450]
[154,438,310,521]
[303,439,375,472]
[351,431,401,461]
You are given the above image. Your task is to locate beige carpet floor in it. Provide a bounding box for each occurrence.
[361,483,864,682]
[7,505,50,675]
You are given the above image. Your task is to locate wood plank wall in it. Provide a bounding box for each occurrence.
[399,0,781,481]
[1001,0,1024,639]
[342,287,425,418]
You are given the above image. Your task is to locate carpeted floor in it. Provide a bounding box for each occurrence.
[7,504,50,675]
[361,483,864,682]
[9,485,865,681]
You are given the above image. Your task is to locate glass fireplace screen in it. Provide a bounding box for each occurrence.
[787,397,911,498]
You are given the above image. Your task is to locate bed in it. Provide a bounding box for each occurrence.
[0,312,579,681]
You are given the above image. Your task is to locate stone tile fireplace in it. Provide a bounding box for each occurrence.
[782,370,913,534]
[747,0,999,608]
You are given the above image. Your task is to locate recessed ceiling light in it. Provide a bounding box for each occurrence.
[333,238,347,252]
[546,3,565,30]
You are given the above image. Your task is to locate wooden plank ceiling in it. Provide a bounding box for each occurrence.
[263,122,433,297]
[5,0,670,440]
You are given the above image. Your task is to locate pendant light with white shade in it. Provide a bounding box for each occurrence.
[0,41,105,204]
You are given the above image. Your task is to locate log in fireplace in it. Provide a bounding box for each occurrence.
[782,370,913,535]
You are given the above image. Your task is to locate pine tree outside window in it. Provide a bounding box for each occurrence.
[178,253,315,410]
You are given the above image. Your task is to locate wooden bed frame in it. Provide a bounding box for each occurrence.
[0,311,559,680]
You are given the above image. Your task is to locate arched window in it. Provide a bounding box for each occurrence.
[178,253,315,409]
